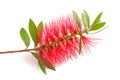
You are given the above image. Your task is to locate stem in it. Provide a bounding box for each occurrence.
[0,47,39,54]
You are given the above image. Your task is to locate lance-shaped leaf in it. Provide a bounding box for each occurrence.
[37,21,43,35]
[82,10,90,28]
[41,57,56,71]
[91,12,103,27]
[91,22,106,31]
[84,10,90,27]
[73,10,81,29]
[20,28,30,48]
[29,19,38,47]
[31,52,46,74]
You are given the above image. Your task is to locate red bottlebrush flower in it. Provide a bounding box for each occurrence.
[38,14,80,66]
[37,14,99,67]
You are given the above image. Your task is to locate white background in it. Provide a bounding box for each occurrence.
[0,0,120,80]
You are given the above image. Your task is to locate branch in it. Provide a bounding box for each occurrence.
[0,47,39,54]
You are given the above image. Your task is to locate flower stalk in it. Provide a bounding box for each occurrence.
[0,48,38,54]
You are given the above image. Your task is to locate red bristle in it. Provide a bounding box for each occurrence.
[81,36,99,53]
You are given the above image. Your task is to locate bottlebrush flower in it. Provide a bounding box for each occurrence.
[37,10,104,67]
[38,15,80,66]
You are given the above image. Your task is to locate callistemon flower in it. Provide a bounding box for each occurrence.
[37,14,98,66]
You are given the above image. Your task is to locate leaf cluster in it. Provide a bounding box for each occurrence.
[73,10,106,53]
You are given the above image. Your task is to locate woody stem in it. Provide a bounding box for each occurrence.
[0,47,40,54]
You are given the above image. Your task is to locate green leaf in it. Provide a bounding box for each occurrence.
[84,10,90,27]
[72,10,81,29]
[82,10,90,28]
[32,52,55,71]
[92,12,103,26]
[31,52,39,59]
[41,57,56,71]
[91,22,106,31]
[31,52,46,74]
[29,19,38,47]
[82,13,88,28]
[20,28,30,48]
[37,21,43,35]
